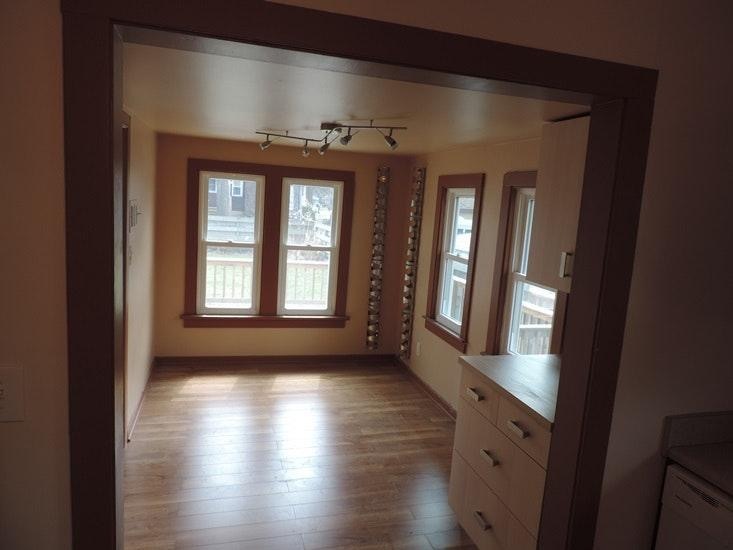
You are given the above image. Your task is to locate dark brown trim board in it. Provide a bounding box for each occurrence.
[121,112,130,446]
[61,3,656,548]
[125,361,152,443]
[155,354,396,367]
[424,173,484,352]
[184,158,355,325]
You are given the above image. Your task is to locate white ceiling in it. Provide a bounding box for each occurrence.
[123,43,586,155]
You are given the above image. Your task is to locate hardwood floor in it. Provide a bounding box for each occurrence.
[124,362,475,549]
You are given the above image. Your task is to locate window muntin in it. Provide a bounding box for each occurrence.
[197,171,264,314]
[278,179,343,314]
[502,188,558,354]
[436,188,476,334]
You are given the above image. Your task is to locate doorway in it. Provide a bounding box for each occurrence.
[61,3,657,548]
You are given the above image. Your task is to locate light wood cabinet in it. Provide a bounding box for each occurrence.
[526,116,590,293]
[449,355,560,549]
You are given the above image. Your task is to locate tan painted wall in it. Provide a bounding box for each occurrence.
[5,1,732,548]
[153,134,413,357]
[406,140,540,405]
[0,1,70,549]
[125,115,157,430]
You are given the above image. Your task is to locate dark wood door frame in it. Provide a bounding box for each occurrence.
[61,2,657,549]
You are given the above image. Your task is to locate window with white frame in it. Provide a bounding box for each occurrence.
[197,171,264,314]
[279,178,342,314]
[501,188,558,354]
[436,188,476,334]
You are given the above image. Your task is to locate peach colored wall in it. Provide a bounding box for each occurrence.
[0,1,70,549]
[153,134,413,357]
[124,115,157,430]
[405,140,540,406]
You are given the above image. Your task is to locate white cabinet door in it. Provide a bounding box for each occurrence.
[526,116,589,293]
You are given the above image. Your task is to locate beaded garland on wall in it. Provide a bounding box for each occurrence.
[366,166,390,350]
[399,167,427,359]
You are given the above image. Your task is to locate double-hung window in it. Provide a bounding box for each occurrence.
[197,172,264,314]
[184,160,354,327]
[436,189,474,333]
[495,181,561,355]
[425,173,484,351]
[279,179,342,314]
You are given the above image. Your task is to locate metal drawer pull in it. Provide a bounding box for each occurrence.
[466,387,484,402]
[473,510,491,531]
[507,419,529,439]
[480,449,499,467]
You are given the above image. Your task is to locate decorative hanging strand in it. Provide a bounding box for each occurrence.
[366,166,390,350]
[399,167,427,359]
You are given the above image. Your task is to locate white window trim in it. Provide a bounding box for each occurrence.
[277,178,343,315]
[196,171,265,315]
[436,187,475,334]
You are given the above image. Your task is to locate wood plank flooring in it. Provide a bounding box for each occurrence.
[124,362,475,549]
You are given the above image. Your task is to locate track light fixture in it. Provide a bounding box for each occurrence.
[382,129,398,151]
[256,120,407,157]
[259,134,273,150]
[339,129,353,146]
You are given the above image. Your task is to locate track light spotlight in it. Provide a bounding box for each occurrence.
[302,141,310,157]
[319,141,330,155]
[260,135,272,150]
[339,129,353,146]
[383,130,398,151]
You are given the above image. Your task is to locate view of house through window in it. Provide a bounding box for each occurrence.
[196,170,346,317]
[436,188,476,334]
[199,173,263,313]
[280,179,342,314]
[504,188,558,354]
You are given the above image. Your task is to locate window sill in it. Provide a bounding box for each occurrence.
[181,314,350,328]
[424,317,468,352]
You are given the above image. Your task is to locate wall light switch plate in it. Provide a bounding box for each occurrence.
[0,365,24,422]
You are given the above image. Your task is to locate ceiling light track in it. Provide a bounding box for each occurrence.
[256,120,407,155]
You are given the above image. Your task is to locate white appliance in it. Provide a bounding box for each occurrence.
[655,464,733,549]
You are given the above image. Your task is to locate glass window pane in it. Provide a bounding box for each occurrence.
[508,281,556,354]
[449,192,475,258]
[204,246,254,310]
[205,178,258,243]
[285,183,336,246]
[439,258,468,324]
[283,249,331,311]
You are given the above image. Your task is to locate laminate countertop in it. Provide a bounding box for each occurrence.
[459,354,559,430]
[667,442,733,496]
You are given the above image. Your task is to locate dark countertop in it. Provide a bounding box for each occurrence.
[667,442,733,496]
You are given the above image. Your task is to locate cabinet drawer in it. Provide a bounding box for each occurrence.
[463,466,509,550]
[508,446,546,537]
[460,365,500,424]
[507,513,537,550]
[497,397,551,468]
[455,398,513,502]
